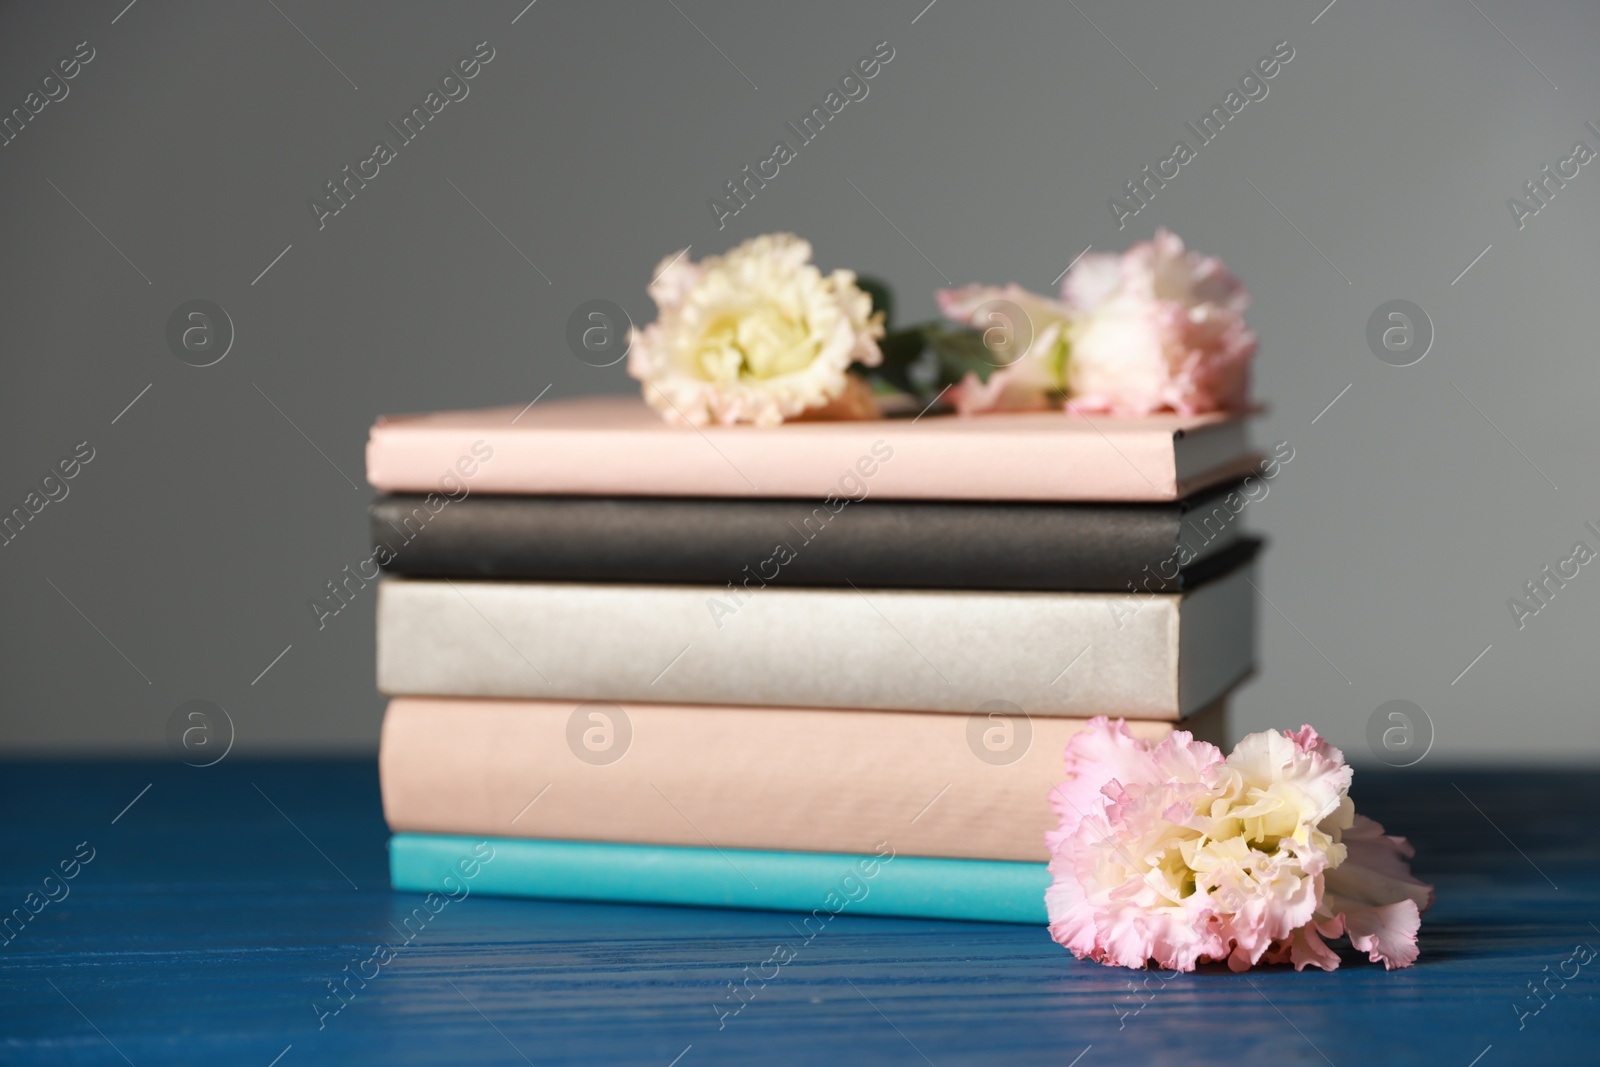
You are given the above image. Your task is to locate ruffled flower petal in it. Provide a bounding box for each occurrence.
[943,230,1255,417]
[1316,815,1434,969]
[1046,722,1434,973]
[936,285,1071,414]
[1060,252,1122,308]
[627,234,884,427]
[1065,229,1256,417]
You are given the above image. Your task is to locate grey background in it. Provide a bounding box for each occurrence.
[1,0,1595,762]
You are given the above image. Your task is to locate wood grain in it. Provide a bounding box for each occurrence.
[0,760,1595,1066]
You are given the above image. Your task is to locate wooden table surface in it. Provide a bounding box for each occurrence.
[1,760,1595,1066]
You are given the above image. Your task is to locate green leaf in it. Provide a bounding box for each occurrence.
[857,275,894,329]
[856,322,1022,400]
[925,326,999,384]
[863,326,927,396]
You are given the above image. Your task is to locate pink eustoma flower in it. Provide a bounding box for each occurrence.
[1046,718,1434,972]
[937,229,1256,417]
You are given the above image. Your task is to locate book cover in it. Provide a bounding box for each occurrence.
[375,542,1258,719]
[370,481,1246,592]
[380,697,1228,863]
[365,396,1262,502]
[390,833,1049,924]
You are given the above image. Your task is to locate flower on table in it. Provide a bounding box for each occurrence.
[938,229,1256,417]
[627,234,885,428]
[1046,718,1434,972]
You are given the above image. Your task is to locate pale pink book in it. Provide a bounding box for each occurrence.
[366,395,1260,502]
[379,697,1229,863]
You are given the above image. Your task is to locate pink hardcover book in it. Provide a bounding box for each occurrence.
[366,396,1261,502]
[379,697,1229,863]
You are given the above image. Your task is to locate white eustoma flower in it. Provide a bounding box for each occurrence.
[627,234,884,427]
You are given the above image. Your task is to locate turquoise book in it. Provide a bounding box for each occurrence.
[389,833,1050,925]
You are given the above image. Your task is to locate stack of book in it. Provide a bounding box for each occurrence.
[365,396,1262,923]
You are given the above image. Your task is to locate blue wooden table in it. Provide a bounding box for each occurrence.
[1,760,1595,1066]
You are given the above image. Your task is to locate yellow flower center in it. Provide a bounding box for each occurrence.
[696,307,820,382]
[1132,782,1340,911]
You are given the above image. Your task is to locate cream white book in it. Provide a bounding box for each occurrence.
[375,552,1256,719]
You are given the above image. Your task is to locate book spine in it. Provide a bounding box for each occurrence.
[375,576,1199,717]
[378,699,1210,862]
[369,495,1186,592]
[365,419,1213,501]
[389,833,1049,924]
